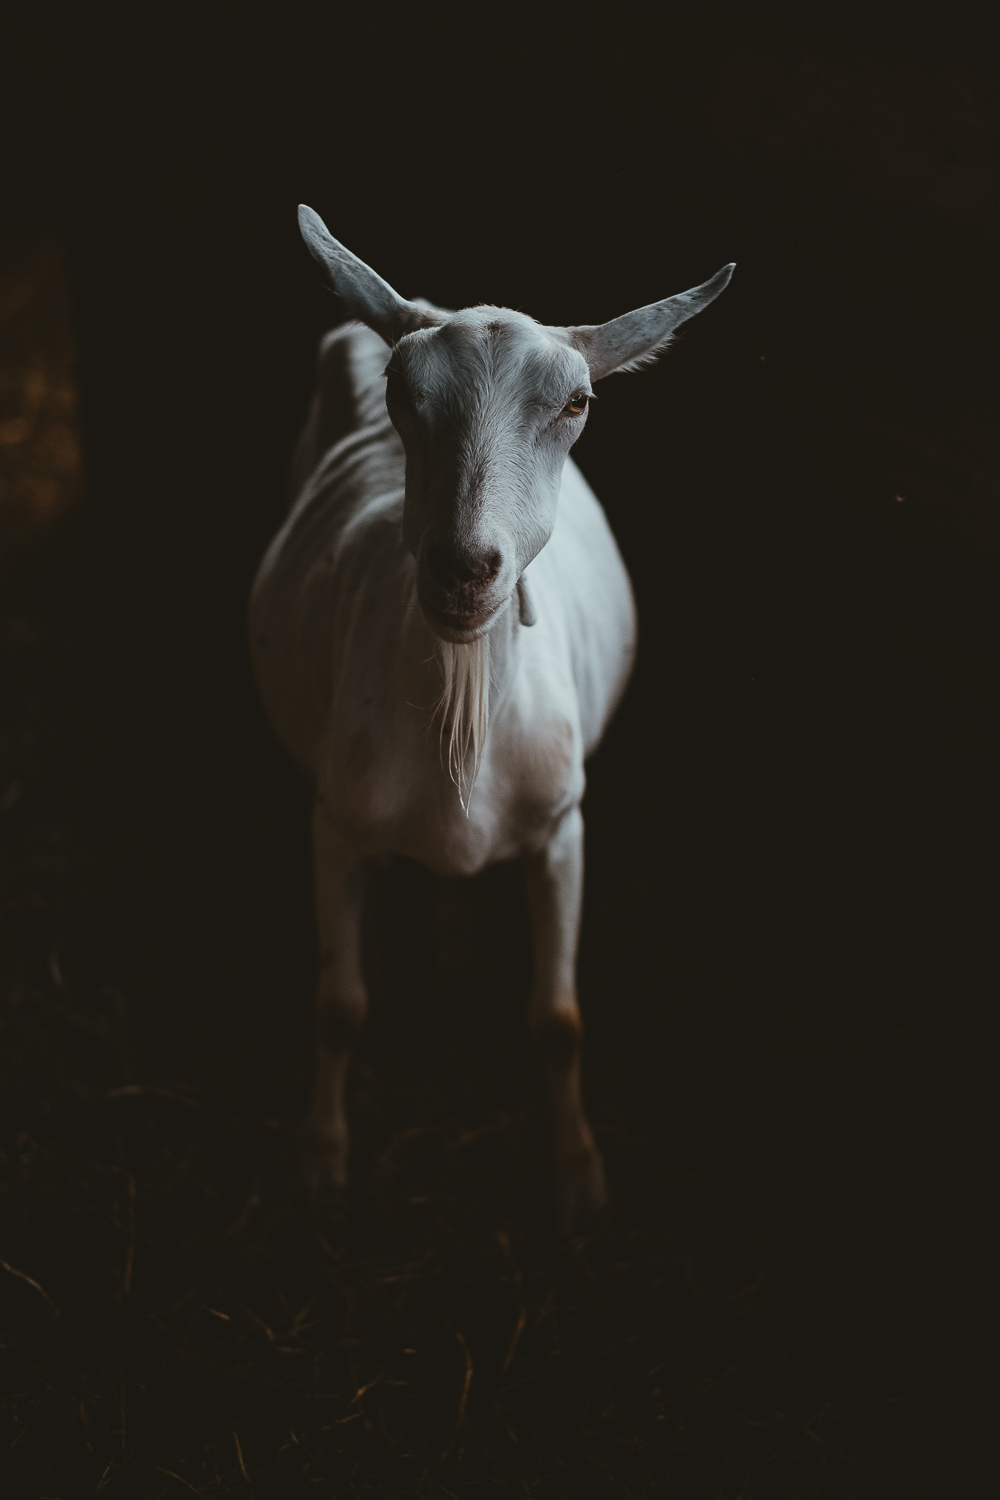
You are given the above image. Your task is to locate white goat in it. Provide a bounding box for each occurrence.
[250,206,733,1227]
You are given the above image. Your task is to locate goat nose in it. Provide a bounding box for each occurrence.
[426,542,501,591]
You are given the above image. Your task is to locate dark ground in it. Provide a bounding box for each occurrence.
[2,3,999,1495]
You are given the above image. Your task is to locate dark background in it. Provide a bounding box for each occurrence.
[1,2,998,1495]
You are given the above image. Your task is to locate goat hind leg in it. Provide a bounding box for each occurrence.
[524,805,606,1231]
[301,803,368,1196]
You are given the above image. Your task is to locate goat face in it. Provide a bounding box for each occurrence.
[295,204,733,646]
[386,310,593,644]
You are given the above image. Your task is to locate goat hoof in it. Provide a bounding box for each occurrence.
[554,1144,608,1236]
[297,1121,350,1205]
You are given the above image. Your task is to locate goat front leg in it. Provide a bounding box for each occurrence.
[301,802,368,1198]
[524,805,606,1232]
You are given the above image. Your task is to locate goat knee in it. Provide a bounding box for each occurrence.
[532,1008,582,1072]
[316,987,365,1054]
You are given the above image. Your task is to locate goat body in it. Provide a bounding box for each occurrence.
[250,211,732,1226]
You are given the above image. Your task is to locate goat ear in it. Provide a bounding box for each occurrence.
[298,205,440,344]
[569,264,735,380]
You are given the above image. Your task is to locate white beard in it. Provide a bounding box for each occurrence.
[436,633,491,812]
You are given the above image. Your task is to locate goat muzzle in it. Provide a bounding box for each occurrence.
[418,539,505,639]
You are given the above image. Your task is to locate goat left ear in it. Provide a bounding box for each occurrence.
[569,263,735,381]
[298,205,441,345]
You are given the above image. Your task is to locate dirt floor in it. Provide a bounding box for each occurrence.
[2,5,999,1495]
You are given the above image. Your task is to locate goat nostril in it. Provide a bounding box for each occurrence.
[479,550,501,582]
[426,543,457,587]
[427,544,501,589]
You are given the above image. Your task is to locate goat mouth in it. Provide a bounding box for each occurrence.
[420,598,502,642]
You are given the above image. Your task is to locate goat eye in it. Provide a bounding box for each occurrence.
[564,392,589,416]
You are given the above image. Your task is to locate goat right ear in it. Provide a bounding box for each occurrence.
[298,205,440,345]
